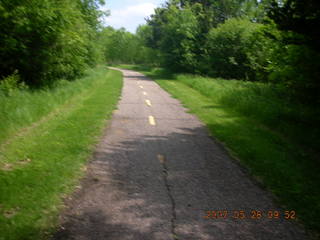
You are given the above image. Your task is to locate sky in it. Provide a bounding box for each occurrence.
[100,0,166,33]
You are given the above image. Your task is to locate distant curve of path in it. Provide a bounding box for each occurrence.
[53,68,307,240]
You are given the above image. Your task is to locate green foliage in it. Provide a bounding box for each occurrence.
[99,27,137,64]
[204,17,275,81]
[0,71,27,96]
[98,26,159,65]
[0,69,97,145]
[0,0,105,86]
[205,18,262,79]
[144,3,201,72]
[267,0,320,50]
[136,25,162,65]
[244,22,279,81]
[180,0,258,25]
[141,0,320,105]
[159,4,200,72]
[267,42,320,104]
[144,0,270,74]
[265,0,320,104]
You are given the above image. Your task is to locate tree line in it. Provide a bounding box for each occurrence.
[102,0,320,105]
[1,0,319,105]
[0,0,105,87]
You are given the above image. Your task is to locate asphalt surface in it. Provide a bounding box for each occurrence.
[53,68,307,240]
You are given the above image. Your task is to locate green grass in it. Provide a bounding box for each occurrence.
[117,64,320,235]
[0,66,122,240]
[0,69,104,145]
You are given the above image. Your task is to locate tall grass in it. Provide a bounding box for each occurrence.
[174,74,320,153]
[0,68,103,145]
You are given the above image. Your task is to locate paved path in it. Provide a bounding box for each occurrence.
[53,68,307,240]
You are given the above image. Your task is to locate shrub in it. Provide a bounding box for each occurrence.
[205,18,263,80]
[267,41,320,104]
[0,70,27,96]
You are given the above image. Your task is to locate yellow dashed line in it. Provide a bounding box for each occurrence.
[145,99,152,107]
[157,154,165,164]
[139,86,144,89]
[143,91,147,96]
[148,116,156,126]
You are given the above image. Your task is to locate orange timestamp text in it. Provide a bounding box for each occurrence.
[203,210,296,220]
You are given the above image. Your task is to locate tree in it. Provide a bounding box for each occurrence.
[266,0,320,103]
[267,0,320,50]
[205,18,263,79]
[146,3,200,72]
[144,0,267,73]
[0,0,105,86]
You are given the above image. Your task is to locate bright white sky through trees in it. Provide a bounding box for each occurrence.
[101,0,166,33]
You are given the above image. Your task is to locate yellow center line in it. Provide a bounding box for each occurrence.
[157,154,165,164]
[143,91,147,96]
[139,86,144,89]
[145,99,152,107]
[148,116,156,126]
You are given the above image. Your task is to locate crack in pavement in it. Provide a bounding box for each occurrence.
[158,154,178,240]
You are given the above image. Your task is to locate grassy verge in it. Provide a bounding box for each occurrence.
[117,64,319,235]
[0,66,122,240]
[0,68,112,145]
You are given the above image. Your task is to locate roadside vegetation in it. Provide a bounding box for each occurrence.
[117,64,320,234]
[0,1,125,238]
[1,0,319,238]
[107,0,320,106]
[0,67,122,240]
[0,68,103,145]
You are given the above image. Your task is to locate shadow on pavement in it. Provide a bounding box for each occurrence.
[52,125,307,240]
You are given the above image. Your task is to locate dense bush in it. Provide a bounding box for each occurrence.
[98,26,159,66]
[0,0,104,86]
[265,32,320,104]
[157,4,199,72]
[136,0,320,105]
[0,71,27,96]
[205,18,262,80]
